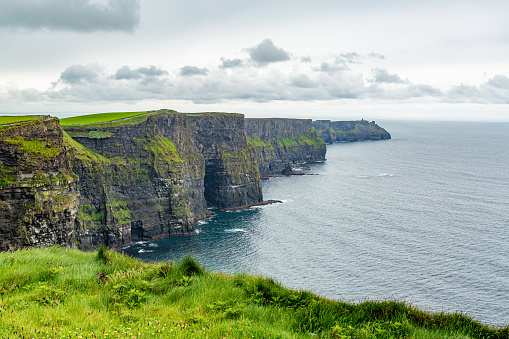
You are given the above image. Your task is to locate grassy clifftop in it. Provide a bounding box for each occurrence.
[0,248,506,338]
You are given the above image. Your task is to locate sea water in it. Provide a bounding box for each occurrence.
[123,121,509,326]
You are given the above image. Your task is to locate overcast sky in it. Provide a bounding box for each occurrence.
[1,0,508,121]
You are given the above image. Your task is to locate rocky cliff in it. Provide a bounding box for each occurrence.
[62,111,262,249]
[245,118,326,177]
[0,111,266,251]
[0,117,79,251]
[312,120,391,143]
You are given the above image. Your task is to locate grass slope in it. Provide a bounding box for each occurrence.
[0,116,44,125]
[59,112,149,126]
[0,248,506,339]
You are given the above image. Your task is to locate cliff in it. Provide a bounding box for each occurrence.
[0,117,79,251]
[245,118,326,177]
[0,111,265,250]
[313,120,391,143]
[62,111,262,249]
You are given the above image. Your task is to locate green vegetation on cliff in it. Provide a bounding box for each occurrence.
[62,130,111,165]
[61,110,177,130]
[145,135,182,163]
[0,116,45,125]
[59,111,149,126]
[2,135,62,158]
[0,248,506,339]
[246,137,274,149]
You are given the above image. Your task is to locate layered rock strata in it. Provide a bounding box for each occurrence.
[245,118,326,177]
[0,117,79,251]
[62,111,262,248]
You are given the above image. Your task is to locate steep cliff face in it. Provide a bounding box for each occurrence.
[0,117,79,251]
[63,112,206,248]
[187,113,262,209]
[245,118,326,176]
[61,111,262,248]
[312,120,391,143]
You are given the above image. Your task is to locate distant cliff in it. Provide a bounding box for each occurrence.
[312,120,391,143]
[245,118,326,177]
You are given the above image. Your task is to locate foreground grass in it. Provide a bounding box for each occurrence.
[0,248,506,338]
[59,112,149,125]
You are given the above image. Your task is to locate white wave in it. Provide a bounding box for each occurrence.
[133,241,148,246]
[138,249,146,253]
[378,173,394,177]
[148,243,158,247]
[224,228,247,233]
[355,175,369,179]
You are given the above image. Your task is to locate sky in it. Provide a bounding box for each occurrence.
[1,0,508,121]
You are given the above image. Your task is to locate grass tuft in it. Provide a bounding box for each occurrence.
[96,244,109,264]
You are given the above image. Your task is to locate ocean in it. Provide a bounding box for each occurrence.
[123,120,509,326]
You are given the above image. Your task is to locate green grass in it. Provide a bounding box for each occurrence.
[1,135,62,158]
[59,112,149,126]
[145,135,182,163]
[0,247,506,339]
[246,137,274,149]
[62,131,111,165]
[297,134,326,147]
[0,116,45,125]
[276,137,299,148]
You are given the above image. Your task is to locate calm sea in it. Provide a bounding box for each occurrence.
[123,121,509,326]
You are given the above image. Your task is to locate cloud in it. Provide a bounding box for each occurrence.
[114,65,168,80]
[0,0,140,32]
[179,66,209,76]
[369,52,385,60]
[289,75,319,88]
[59,64,102,84]
[337,52,362,64]
[447,75,509,104]
[248,39,290,66]
[2,60,508,108]
[114,66,142,80]
[371,68,407,84]
[318,62,350,73]
[407,84,442,97]
[219,58,243,69]
[486,74,509,89]
[136,66,169,77]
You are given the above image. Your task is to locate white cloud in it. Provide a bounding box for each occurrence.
[219,58,243,69]
[59,64,102,85]
[0,0,140,32]
[370,68,407,84]
[447,75,509,104]
[180,66,209,77]
[0,48,508,110]
[248,39,290,66]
